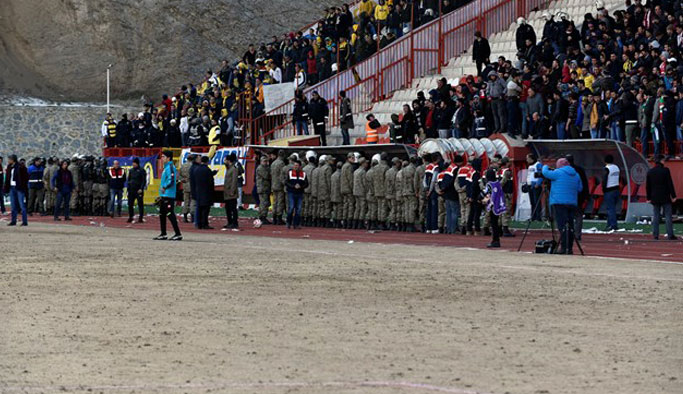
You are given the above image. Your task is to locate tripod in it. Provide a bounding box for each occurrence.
[518,184,557,252]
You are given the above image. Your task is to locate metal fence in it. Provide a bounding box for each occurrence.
[245,0,554,145]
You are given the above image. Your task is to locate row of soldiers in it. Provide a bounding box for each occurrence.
[253,149,515,235]
[24,155,117,217]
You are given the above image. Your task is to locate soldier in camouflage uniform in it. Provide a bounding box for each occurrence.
[68,156,81,215]
[395,161,406,230]
[455,160,472,235]
[373,154,389,230]
[318,156,334,227]
[310,156,322,226]
[179,154,195,223]
[365,159,377,230]
[302,155,316,226]
[402,157,418,232]
[93,158,110,216]
[340,153,356,229]
[256,155,272,223]
[270,150,286,225]
[352,157,369,229]
[330,161,342,228]
[385,157,400,230]
[81,156,95,216]
[43,157,59,215]
[413,156,426,231]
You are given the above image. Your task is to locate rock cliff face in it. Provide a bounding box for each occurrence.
[0,0,339,102]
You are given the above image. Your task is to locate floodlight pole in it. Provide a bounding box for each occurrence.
[106,64,112,113]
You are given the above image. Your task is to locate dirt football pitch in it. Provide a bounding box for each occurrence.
[1,222,681,394]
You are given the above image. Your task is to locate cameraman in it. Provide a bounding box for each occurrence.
[541,158,583,255]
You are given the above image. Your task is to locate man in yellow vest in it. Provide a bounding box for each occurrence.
[365,114,380,145]
[101,113,117,147]
[208,118,221,160]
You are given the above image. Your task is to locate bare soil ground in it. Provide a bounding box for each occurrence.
[1,223,681,394]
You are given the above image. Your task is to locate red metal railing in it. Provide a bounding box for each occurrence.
[245,0,554,145]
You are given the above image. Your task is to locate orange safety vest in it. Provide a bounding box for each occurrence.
[365,121,378,143]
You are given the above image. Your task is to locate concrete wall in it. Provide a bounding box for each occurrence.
[0,105,135,159]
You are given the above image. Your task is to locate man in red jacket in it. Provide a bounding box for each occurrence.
[3,154,29,226]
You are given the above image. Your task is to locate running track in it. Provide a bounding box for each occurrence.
[23,215,683,263]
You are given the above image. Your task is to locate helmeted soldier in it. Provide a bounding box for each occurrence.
[270,150,287,225]
[43,157,59,215]
[302,154,316,226]
[395,161,406,230]
[401,157,418,232]
[340,152,356,228]
[372,153,389,230]
[81,156,95,216]
[179,154,195,223]
[256,155,272,224]
[455,158,473,235]
[310,156,322,226]
[330,161,343,228]
[352,157,369,229]
[414,156,427,231]
[318,155,334,227]
[68,155,82,215]
[93,158,110,216]
[385,157,400,230]
[365,158,378,230]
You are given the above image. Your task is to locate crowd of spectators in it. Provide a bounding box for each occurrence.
[387,0,683,158]
[101,0,473,149]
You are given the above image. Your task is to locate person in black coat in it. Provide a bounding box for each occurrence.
[646,156,677,240]
[566,154,589,240]
[308,91,329,145]
[472,31,491,76]
[126,157,147,223]
[193,156,215,229]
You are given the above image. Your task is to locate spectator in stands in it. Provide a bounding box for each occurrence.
[472,31,491,76]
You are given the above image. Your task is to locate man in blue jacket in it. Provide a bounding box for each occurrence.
[542,157,583,255]
[155,150,182,241]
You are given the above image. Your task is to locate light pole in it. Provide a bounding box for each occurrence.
[106,64,112,113]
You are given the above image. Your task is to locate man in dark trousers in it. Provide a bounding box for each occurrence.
[566,154,588,240]
[193,156,215,229]
[646,155,677,240]
[308,91,329,146]
[223,154,239,229]
[472,31,491,76]
[4,154,29,226]
[126,157,147,223]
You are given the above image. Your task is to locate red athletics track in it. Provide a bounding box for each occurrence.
[24,215,683,263]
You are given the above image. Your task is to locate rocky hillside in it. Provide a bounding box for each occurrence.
[0,0,341,102]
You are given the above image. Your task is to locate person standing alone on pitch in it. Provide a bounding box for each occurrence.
[3,154,29,226]
[126,157,147,223]
[51,159,74,221]
[155,150,182,241]
[223,154,239,229]
[646,155,677,240]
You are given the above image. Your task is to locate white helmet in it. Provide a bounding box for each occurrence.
[595,0,605,9]
[517,17,526,25]
[319,154,327,163]
[353,152,361,163]
[305,150,317,161]
[371,153,381,164]
[253,218,263,228]
[542,12,550,20]
[138,112,144,118]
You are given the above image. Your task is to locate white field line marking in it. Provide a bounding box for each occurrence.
[1,380,490,393]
